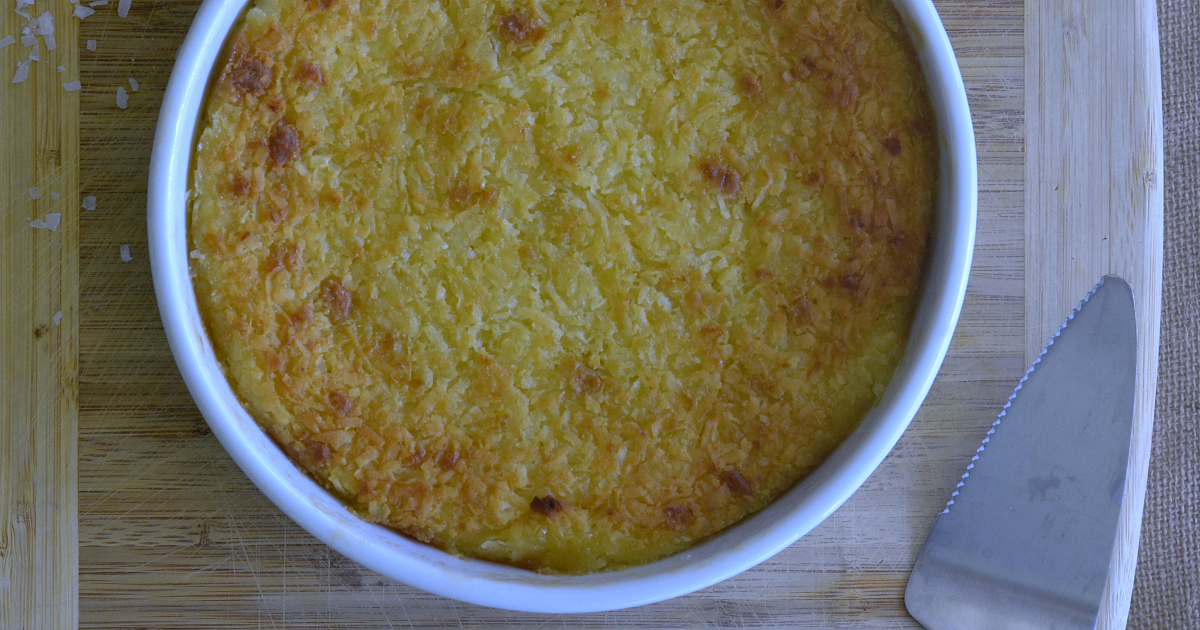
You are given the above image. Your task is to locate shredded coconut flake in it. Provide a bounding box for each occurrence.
[51,192,60,200]
[29,186,41,199]
[86,39,95,51]
[53,311,63,326]
[62,81,80,91]
[116,86,128,109]
[33,12,57,50]
[0,36,14,50]
[82,195,96,211]
[19,32,35,47]
[32,12,53,33]
[30,213,61,231]
[128,77,138,91]
[12,60,30,83]
[57,65,65,72]
[27,46,38,61]
[73,5,94,18]
[120,244,132,262]
[117,0,129,17]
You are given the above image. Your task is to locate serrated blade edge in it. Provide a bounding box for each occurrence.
[940,275,1118,516]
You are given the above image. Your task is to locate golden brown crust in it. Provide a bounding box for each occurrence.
[191,0,937,574]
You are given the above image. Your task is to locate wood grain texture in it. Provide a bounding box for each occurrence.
[0,1,80,627]
[1025,0,1164,628]
[67,0,1140,626]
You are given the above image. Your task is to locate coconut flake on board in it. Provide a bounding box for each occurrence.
[0,36,14,50]
[73,4,94,18]
[63,81,80,91]
[53,311,63,326]
[116,86,127,108]
[31,213,61,231]
[37,13,53,31]
[120,244,132,262]
[86,39,95,51]
[117,0,130,17]
[51,192,60,200]
[128,77,138,91]
[31,11,55,49]
[29,186,41,199]
[82,195,96,211]
[12,60,30,83]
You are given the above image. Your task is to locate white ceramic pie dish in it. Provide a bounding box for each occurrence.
[148,0,975,613]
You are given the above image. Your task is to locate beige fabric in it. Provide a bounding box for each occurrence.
[1128,1,1200,626]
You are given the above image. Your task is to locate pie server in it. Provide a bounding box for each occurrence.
[905,275,1136,630]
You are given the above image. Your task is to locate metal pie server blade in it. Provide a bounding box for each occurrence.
[905,275,1137,630]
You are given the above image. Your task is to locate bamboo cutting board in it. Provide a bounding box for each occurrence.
[0,2,79,628]
[1,0,1162,626]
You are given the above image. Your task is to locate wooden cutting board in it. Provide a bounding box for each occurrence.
[0,0,1162,626]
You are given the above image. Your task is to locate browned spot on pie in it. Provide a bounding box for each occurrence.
[295,61,326,88]
[448,183,472,205]
[438,450,460,469]
[531,495,565,515]
[290,304,313,325]
[571,362,604,394]
[447,182,496,208]
[798,56,818,78]
[787,297,812,324]
[328,391,353,416]
[229,54,272,96]
[498,11,546,44]
[518,244,540,262]
[266,243,299,272]
[739,73,762,97]
[305,439,332,466]
[721,468,753,496]
[883,136,902,156]
[664,504,693,527]
[269,121,300,166]
[834,273,861,296]
[231,173,252,197]
[700,159,741,196]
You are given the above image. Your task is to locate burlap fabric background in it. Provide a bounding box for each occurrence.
[1127,1,1200,627]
